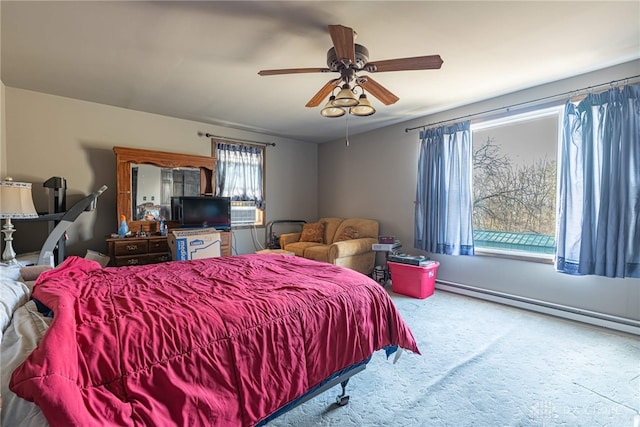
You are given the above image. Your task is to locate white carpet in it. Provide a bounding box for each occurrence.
[268,289,640,427]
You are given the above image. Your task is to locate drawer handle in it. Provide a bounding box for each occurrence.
[126,245,139,251]
[127,258,139,265]
[158,255,168,261]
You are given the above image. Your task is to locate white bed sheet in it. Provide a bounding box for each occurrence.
[1,264,30,335]
[1,300,51,426]
[1,263,50,427]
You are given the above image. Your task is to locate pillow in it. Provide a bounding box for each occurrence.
[299,222,325,243]
[1,271,30,333]
[19,265,53,282]
[334,225,360,242]
[0,263,22,281]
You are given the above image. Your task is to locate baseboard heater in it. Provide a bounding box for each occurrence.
[435,280,640,336]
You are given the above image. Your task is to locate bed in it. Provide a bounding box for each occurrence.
[1,253,419,426]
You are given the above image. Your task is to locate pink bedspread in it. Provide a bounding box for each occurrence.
[10,254,419,427]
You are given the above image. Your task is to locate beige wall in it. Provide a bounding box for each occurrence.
[1,80,6,177]
[318,60,640,323]
[4,88,318,257]
[0,0,4,176]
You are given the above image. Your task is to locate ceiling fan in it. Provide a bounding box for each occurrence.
[258,24,443,116]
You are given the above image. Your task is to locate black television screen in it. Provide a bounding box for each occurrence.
[172,196,231,229]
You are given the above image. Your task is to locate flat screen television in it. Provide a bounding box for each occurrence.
[171,196,231,230]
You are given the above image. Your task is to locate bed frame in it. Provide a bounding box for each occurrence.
[257,358,369,425]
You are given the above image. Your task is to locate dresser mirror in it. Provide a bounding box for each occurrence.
[132,164,201,221]
[114,146,216,233]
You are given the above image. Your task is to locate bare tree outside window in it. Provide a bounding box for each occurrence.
[473,137,556,235]
[471,110,560,255]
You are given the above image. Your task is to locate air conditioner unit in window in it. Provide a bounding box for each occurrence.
[231,201,257,225]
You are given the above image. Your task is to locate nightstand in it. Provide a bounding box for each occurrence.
[371,241,402,285]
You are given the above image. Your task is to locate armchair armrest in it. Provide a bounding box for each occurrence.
[328,237,378,261]
[279,232,301,248]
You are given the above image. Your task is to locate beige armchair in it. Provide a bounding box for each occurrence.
[279,217,379,275]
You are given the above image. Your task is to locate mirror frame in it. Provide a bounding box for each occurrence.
[113,146,216,233]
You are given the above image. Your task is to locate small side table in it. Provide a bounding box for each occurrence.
[372,242,402,285]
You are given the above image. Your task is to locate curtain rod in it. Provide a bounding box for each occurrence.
[198,132,276,147]
[404,74,640,133]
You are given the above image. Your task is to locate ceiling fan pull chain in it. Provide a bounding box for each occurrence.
[345,114,350,147]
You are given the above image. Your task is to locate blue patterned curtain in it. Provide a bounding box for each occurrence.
[556,84,640,278]
[215,143,264,209]
[414,121,474,255]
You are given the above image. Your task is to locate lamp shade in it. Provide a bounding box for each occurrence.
[0,179,38,219]
[350,94,376,116]
[333,85,359,107]
[320,96,346,118]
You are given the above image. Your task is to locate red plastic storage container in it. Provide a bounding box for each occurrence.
[388,261,440,299]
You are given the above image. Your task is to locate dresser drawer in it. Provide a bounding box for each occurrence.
[148,238,169,254]
[147,252,170,263]
[112,239,148,256]
[113,255,148,266]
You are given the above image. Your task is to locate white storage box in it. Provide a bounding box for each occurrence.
[168,228,221,261]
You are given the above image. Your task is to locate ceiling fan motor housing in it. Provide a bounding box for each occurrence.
[327,44,370,71]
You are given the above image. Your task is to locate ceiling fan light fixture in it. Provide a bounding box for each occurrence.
[350,94,376,116]
[320,95,346,118]
[333,84,359,107]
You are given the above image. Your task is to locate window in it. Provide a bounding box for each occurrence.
[471,107,562,261]
[212,141,265,227]
[416,84,638,275]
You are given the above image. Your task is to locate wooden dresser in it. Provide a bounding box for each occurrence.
[217,230,232,257]
[106,231,231,267]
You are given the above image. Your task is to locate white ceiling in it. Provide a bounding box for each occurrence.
[2,1,639,144]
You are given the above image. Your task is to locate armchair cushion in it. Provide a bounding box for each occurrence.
[320,218,344,244]
[334,225,359,242]
[299,222,325,243]
[286,242,323,257]
[279,232,301,248]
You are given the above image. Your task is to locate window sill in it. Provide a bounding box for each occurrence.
[231,223,264,230]
[474,248,554,264]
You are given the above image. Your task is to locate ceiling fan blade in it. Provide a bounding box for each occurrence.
[364,55,443,73]
[258,67,331,76]
[305,79,341,107]
[328,24,355,65]
[356,76,399,105]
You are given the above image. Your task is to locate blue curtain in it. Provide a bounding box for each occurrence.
[414,121,474,255]
[215,143,265,209]
[556,84,640,278]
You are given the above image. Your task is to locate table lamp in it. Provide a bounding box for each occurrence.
[0,177,38,264]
